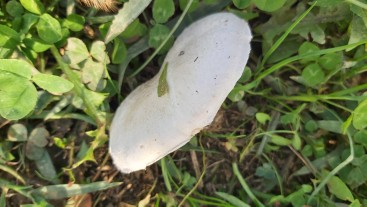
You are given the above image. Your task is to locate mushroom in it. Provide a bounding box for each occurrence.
[110,12,252,173]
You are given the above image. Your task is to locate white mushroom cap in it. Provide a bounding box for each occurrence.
[110,12,252,173]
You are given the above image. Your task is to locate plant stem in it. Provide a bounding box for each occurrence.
[50,45,102,126]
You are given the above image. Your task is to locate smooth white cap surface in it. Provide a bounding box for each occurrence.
[110,12,252,173]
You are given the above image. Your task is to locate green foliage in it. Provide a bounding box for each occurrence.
[153,0,175,23]
[301,63,325,87]
[252,0,287,12]
[63,14,85,32]
[232,0,251,9]
[20,0,44,15]
[32,74,74,94]
[148,24,174,53]
[37,14,62,44]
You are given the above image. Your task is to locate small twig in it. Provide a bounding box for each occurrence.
[190,150,203,189]
[92,153,110,182]
[288,145,317,176]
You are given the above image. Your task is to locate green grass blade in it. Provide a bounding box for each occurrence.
[105,0,152,43]
[215,192,250,207]
[244,40,367,90]
[128,0,194,78]
[0,188,6,207]
[232,163,265,207]
[307,110,355,203]
[117,37,150,93]
[0,164,26,184]
[161,157,172,192]
[30,181,121,199]
[258,1,317,70]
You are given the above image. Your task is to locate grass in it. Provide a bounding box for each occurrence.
[1,0,367,206]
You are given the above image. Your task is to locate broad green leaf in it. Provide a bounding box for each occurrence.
[35,151,59,183]
[255,112,271,124]
[280,112,297,125]
[348,16,367,48]
[148,24,174,53]
[350,199,362,207]
[298,42,320,63]
[318,53,343,71]
[105,0,152,43]
[0,25,20,48]
[32,73,74,94]
[153,0,175,24]
[317,120,342,134]
[354,130,367,147]
[21,13,39,34]
[31,181,121,199]
[270,134,292,146]
[29,127,49,147]
[350,4,367,28]
[238,67,252,83]
[0,59,33,79]
[63,14,85,32]
[64,38,90,65]
[353,99,367,130]
[347,161,367,189]
[72,89,107,110]
[158,62,169,97]
[23,38,52,53]
[20,0,44,14]
[232,0,251,9]
[7,123,28,142]
[0,71,37,120]
[25,142,46,160]
[215,192,250,207]
[327,176,354,202]
[292,133,301,150]
[90,41,107,62]
[305,120,318,132]
[36,13,62,44]
[253,0,287,12]
[301,63,325,87]
[111,38,127,64]
[120,19,148,39]
[285,187,307,206]
[81,58,106,91]
[228,87,245,102]
[6,0,24,17]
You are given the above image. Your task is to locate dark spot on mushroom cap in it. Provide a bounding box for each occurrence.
[179,51,185,56]
[194,56,198,62]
